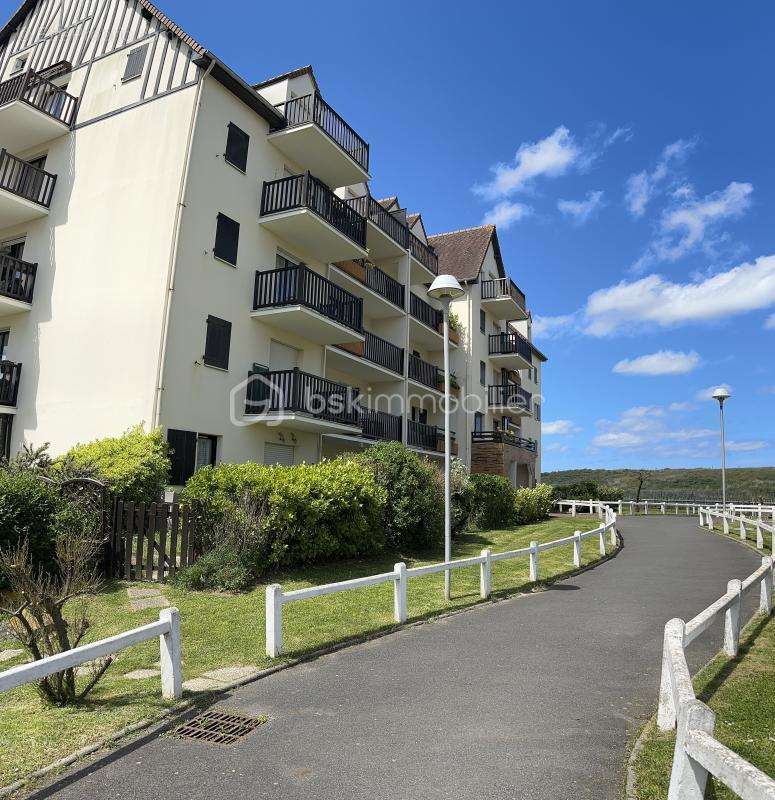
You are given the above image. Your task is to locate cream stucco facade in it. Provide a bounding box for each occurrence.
[0,0,545,487]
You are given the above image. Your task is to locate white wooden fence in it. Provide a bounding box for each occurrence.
[265,502,619,657]
[0,608,182,700]
[699,507,775,555]
[657,552,775,800]
[557,499,775,522]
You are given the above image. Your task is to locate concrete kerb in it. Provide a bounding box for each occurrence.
[2,528,625,799]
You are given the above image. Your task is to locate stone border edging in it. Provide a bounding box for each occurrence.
[1,528,624,799]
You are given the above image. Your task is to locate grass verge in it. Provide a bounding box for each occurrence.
[0,516,609,788]
[632,612,775,800]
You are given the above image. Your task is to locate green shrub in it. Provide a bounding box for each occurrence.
[470,473,515,529]
[514,483,554,524]
[175,546,254,593]
[0,469,61,588]
[181,457,386,578]
[61,425,170,503]
[353,441,443,551]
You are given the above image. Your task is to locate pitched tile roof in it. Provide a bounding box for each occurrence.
[377,197,399,211]
[407,213,421,227]
[427,225,501,282]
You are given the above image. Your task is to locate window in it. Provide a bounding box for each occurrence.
[535,403,541,422]
[480,309,485,334]
[122,44,148,82]
[479,361,486,386]
[275,251,299,270]
[474,412,483,433]
[0,414,12,460]
[0,330,9,360]
[264,442,294,466]
[195,434,218,470]
[203,315,231,370]
[0,237,25,259]
[213,213,240,266]
[11,55,28,74]
[224,123,249,172]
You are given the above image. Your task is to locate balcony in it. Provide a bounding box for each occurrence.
[252,265,364,344]
[0,149,56,227]
[408,232,438,282]
[407,353,445,400]
[259,172,367,263]
[407,420,458,456]
[344,195,408,258]
[487,384,532,416]
[472,429,537,453]
[0,254,36,314]
[244,367,360,433]
[329,331,404,382]
[0,70,77,154]
[481,277,528,321]
[488,330,532,370]
[330,260,405,318]
[269,93,369,188]
[359,407,402,442]
[0,361,21,409]
[409,292,459,349]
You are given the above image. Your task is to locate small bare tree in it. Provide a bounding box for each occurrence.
[0,498,110,704]
[634,470,649,503]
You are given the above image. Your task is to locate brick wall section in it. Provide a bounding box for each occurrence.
[471,442,507,477]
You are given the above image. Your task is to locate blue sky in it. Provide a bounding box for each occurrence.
[4,0,773,470]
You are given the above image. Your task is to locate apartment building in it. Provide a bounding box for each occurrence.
[0,0,546,487]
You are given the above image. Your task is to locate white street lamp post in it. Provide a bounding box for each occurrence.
[428,274,465,601]
[712,387,731,511]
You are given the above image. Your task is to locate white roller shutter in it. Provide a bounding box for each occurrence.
[264,442,295,466]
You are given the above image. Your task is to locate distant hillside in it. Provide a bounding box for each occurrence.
[542,467,775,503]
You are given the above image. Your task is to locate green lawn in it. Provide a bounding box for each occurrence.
[0,516,609,788]
[633,613,775,800]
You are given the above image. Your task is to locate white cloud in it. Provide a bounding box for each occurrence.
[473,126,579,201]
[664,428,715,441]
[592,405,715,450]
[557,190,605,225]
[544,442,569,453]
[613,350,700,376]
[604,126,633,147]
[727,440,767,452]
[765,313,775,330]
[583,254,775,336]
[625,138,697,217]
[695,383,732,401]
[592,431,644,448]
[481,200,533,229]
[542,420,580,435]
[531,312,579,339]
[669,401,697,411]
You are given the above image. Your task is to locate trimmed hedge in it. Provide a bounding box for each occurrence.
[514,483,554,524]
[61,425,170,503]
[471,473,515,529]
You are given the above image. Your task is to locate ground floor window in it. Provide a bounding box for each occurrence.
[195,434,218,472]
[0,414,12,460]
[264,442,294,466]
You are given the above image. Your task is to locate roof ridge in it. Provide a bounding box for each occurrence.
[428,224,495,239]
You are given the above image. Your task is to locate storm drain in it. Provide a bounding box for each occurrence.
[171,710,266,745]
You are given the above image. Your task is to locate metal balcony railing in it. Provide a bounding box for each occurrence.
[488,330,532,362]
[359,407,402,442]
[408,419,437,450]
[481,277,527,313]
[345,194,409,249]
[408,353,439,390]
[0,361,22,406]
[0,254,36,304]
[410,292,442,331]
[408,232,438,275]
[0,69,77,127]
[0,149,56,208]
[471,429,537,452]
[487,383,532,412]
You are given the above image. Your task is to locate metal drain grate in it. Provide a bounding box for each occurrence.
[171,710,266,745]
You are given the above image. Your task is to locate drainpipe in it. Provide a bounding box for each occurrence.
[152,58,215,429]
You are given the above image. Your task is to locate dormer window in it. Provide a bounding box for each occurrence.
[11,55,28,74]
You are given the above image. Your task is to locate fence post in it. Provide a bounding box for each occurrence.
[723,579,742,657]
[657,618,684,731]
[588,498,593,515]
[610,519,617,547]
[645,501,649,515]
[480,549,492,600]
[708,514,714,531]
[598,527,606,556]
[529,541,538,582]
[722,515,730,535]
[739,518,746,540]
[661,503,666,515]
[159,607,182,700]
[758,503,763,521]
[698,509,704,527]
[618,500,623,515]
[393,562,407,623]
[667,700,716,800]
[630,501,634,515]
[266,583,283,658]
[573,530,582,568]
[756,522,764,550]
[760,557,773,616]
[571,501,577,517]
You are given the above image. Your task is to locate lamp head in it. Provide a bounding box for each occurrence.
[427,274,465,301]
[712,386,731,405]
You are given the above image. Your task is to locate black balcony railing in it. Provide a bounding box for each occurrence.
[408,232,438,275]
[245,367,359,426]
[0,69,77,127]
[365,264,404,308]
[0,149,56,208]
[364,331,403,374]
[481,277,527,313]
[487,383,532,412]
[0,254,36,304]
[345,194,409,249]
[408,353,439,390]
[488,330,532,362]
[359,407,402,442]
[274,93,369,172]
[260,172,367,248]
[472,429,537,452]
[410,292,442,331]
[0,361,21,407]
[253,265,363,333]
[408,419,437,450]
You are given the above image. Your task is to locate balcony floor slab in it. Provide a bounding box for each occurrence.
[251,305,364,345]
[0,187,48,228]
[242,412,359,434]
[0,101,69,154]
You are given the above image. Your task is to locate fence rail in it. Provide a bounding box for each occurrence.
[0,69,77,126]
[0,148,56,207]
[0,609,182,700]
[699,507,775,555]
[265,501,619,656]
[656,516,774,800]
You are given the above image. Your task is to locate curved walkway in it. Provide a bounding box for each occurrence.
[31,517,762,800]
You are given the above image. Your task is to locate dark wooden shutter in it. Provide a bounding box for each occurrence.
[224,123,250,172]
[204,315,231,369]
[213,213,240,265]
[167,429,196,485]
[122,44,148,82]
